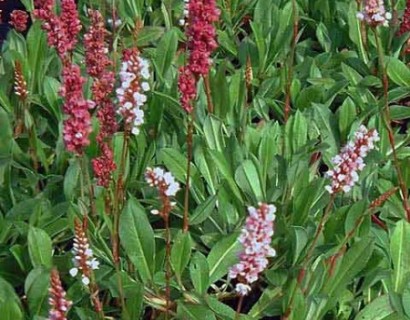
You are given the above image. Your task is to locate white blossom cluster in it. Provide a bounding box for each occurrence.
[69,229,100,286]
[116,55,150,135]
[145,167,180,198]
[357,0,391,27]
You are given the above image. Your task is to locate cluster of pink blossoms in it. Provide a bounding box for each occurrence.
[60,64,94,154]
[325,125,379,194]
[48,269,72,320]
[34,0,81,58]
[9,10,29,33]
[85,10,117,187]
[116,49,150,135]
[357,0,391,27]
[229,203,277,296]
[178,0,220,113]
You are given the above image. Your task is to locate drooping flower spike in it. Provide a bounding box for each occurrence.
[325,125,379,194]
[229,203,277,296]
[48,268,72,320]
[69,219,100,286]
[357,0,392,27]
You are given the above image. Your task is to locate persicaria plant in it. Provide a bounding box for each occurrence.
[2,0,410,319]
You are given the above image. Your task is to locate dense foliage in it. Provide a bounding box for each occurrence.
[1,0,410,319]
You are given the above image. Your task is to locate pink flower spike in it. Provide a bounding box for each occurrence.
[48,269,72,320]
[60,63,93,154]
[229,203,277,296]
[325,125,379,195]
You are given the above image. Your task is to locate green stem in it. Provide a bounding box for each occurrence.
[183,116,193,232]
[282,194,335,319]
[284,0,298,123]
[164,214,172,320]
[235,295,244,320]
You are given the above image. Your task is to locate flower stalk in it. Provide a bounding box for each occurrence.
[374,28,410,221]
[145,167,180,319]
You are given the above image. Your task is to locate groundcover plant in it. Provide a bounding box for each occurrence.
[2,0,410,319]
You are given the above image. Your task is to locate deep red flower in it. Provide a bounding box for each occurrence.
[92,143,116,188]
[34,0,81,58]
[185,0,220,76]
[84,10,112,78]
[178,66,196,113]
[9,10,29,32]
[178,0,220,113]
[60,63,93,154]
[399,0,410,35]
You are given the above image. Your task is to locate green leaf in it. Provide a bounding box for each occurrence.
[63,159,80,200]
[171,231,192,282]
[0,107,12,159]
[235,159,264,202]
[321,238,374,316]
[177,302,216,320]
[119,197,155,283]
[286,110,308,155]
[28,227,52,268]
[154,28,178,81]
[25,267,50,317]
[207,233,241,284]
[190,195,217,225]
[338,97,357,138]
[0,277,24,320]
[291,226,308,265]
[206,296,252,320]
[347,1,367,63]
[390,220,410,293]
[158,147,205,203]
[390,105,410,121]
[203,116,225,152]
[386,57,410,87]
[249,287,281,318]
[354,295,396,320]
[189,252,209,295]
[208,150,242,203]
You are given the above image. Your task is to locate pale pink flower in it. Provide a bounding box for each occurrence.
[325,125,379,194]
[357,0,391,27]
[229,203,277,296]
[48,269,72,320]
